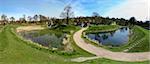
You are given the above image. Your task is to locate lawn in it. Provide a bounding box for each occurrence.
[0,25,4,30]
[0,25,72,64]
[101,25,150,52]
[0,25,149,64]
[85,25,119,33]
[81,58,149,64]
[83,25,150,52]
[18,25,93,57]
[127,26,150,52]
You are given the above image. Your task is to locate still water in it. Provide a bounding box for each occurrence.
[86,27,130,46]
[20,31,65,48]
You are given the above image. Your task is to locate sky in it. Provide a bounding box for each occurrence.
[0,0,149,21]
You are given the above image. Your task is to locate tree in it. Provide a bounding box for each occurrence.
[129,17,136,24]
[92,12,100,17]
[22,14,26,22]
[1,14,7,21]
[23,14,26,20]
[60,5,74,24]
[92,12,102,24]
[28,16,32,22]
[39,15,48,22]
[10,17,15,22]
[33,15,39,21]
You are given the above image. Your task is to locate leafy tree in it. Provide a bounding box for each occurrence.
[129,17,136,24]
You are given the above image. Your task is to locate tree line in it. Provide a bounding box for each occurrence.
[0,5,149,29]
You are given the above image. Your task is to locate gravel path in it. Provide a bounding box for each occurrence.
[73,27,150,62]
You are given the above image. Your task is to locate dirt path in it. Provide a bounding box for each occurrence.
[73,27,150,62]
[16,26,44,32]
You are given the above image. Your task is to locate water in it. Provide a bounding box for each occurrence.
[20,31,65,48]
[86,27,130,47]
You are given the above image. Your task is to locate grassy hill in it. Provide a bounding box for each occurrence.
[85,25,119,33]
[127,26,150,52]
[0,25,149,64]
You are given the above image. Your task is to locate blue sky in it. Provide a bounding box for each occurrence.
[0,0,149,21]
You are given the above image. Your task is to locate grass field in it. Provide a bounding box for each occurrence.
[0,25,149,64]
[83,25,149,52]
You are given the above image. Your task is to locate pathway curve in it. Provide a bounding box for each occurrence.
[16,25,44,32]
[73,27,150,62]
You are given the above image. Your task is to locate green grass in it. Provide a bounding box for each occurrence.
[0,25,3,30]
[0,26,42,63]
[17,26,93,57]
[81,58,149,64]
[31,25,80,37]
[0,25,73,64]
[85,25,119,33]
[127,26,150,52]
[69,31,94,57]
[83,25,150,52]
[0,25,149,64]
[53,25,94,57]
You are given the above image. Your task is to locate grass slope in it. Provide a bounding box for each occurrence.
[85,25,119,33]
[127,26,150,52]
[0,26,72,64]
[0,25,148,64]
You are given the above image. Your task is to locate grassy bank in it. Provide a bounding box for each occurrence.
[85,25,119,33]
[0,25,4,30]
[126,26,149,52]
[83,25,149,52]
[82,58,149,64]
[101,25,150,52]
[0,25,149,64]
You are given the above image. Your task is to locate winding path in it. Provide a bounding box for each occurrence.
[73,27,150,62]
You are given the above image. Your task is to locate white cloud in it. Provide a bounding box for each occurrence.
[104,0,149,21]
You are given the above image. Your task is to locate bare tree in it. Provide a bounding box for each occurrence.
[23,14,26,20]
[33,14,39,21]
[60,5,74,24]
[28,16,32,22]
[1,14,7,21]
[22,14,26,22]
[10,17,15,22]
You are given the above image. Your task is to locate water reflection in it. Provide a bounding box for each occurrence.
[20,31,65,48]
[86,27,130,47]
